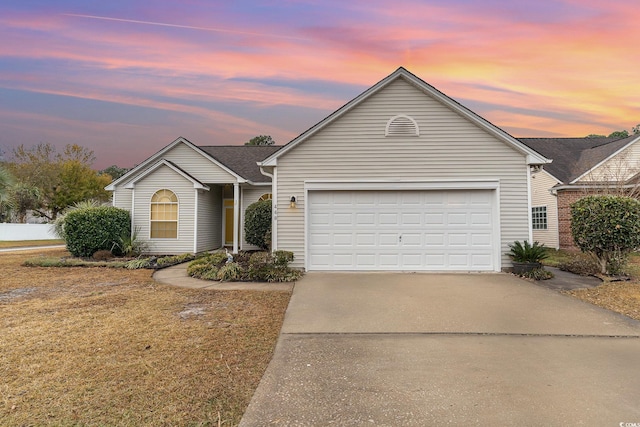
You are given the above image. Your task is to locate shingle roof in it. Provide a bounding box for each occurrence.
[198,145,281,183]
[518,136,638,183]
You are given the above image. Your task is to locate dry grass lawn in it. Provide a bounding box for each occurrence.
[546,251,640,322]
[0,249,291,426]
[566,281,640,321]
[0,240,64,248]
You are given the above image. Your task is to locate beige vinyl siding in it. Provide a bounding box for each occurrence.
[133,165,195,254]
[112,187,132,211]
[275,78,530,269]
[196,186,222,252]
[241,186,272,250]
[162,144,238,183]
[576,141,640,183]
[531,169,560,249]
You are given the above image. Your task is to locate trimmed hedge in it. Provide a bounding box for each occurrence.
[64,206,131,257]
[244,199,272,250]
[571,195,640,275]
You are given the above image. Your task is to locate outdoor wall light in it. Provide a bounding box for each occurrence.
[290,196,296,208]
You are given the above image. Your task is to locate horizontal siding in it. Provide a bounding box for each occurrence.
[275,78,530,269]
[115,143,237,189]
[196,186,222,253]
[112,187,132,211]
[578,142,640,183]
[241,186,272,250]
[133,165,195,254]
[531,170,560,249]
[162,144,238,183]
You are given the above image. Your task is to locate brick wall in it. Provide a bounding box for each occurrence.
[557,189,584,250]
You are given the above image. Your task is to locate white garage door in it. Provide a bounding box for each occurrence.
[308,190,496,271]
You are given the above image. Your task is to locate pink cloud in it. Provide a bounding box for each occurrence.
[1,0,639,169]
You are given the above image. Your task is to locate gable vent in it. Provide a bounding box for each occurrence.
[385,115,419,137]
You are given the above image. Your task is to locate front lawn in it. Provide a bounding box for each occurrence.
[0,248,290,426]
[0,239,64,248]
[543,248,640,321]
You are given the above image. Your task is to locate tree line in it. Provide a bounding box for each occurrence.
[587,123,640,139]
[0,143,128,223]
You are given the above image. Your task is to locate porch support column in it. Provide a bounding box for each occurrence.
[233,182,240,254]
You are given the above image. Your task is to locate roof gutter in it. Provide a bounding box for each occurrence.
[553,183,640,191]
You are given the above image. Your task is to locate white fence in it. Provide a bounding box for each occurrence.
[0,224,58,241]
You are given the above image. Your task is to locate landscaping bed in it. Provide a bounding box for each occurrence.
[187,250,302,282]
[0,248,290,426]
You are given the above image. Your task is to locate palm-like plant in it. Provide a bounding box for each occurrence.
[506,240,548,263]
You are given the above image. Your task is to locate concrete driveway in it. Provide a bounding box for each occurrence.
[240,273,640,426]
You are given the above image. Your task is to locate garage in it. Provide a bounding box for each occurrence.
[307,189,497,271]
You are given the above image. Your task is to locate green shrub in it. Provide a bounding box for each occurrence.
[53,199,106,240]
[124,258,152,270]
[558,253,602,276]
[244,199,272,250]
[520,267,554,280]
[111,227,148,257]
[187,251,227,279]
[217,262,243,281]
[506,241,548,263]
[273,250,294,267]
[155,253,195,267]
[64,207,131,257]
[571,195,640,275]
[187,250,301,282]
[249,251,273,268]
[186,262,216,278]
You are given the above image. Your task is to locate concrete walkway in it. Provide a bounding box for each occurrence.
[153,263,293,291]
[240,272,640,426]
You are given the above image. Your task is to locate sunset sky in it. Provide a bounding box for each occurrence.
[1,0,639,169]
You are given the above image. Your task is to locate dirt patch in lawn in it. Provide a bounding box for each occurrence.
[0,249,291,426]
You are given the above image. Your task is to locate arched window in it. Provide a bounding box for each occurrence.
[258,193,272,201]
[150,189,178,238]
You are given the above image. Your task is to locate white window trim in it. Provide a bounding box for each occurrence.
[531,205,548,231]
[150,189,180,240]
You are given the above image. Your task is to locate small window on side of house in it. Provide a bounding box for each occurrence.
[532,206,547,230]
[258,193,272,201]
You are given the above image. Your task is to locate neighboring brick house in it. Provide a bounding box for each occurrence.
[520,135,640,249]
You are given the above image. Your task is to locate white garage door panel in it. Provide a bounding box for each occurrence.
[308,190,496,271]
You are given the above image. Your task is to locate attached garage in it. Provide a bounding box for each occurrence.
[259,67,550,272]
[307,186,499,271]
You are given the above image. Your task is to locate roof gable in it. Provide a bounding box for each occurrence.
[519,135,640,183]
[106,137,278,191]
[260,67,549,167]
[124,159,209,190]
[106,137,241,190]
